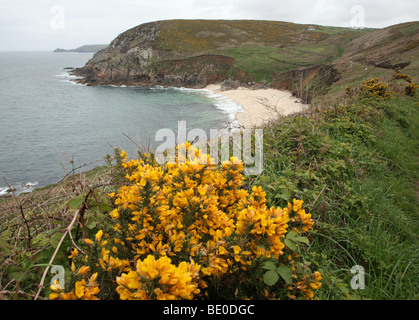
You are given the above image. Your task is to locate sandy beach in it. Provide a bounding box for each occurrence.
[205,84,310,128]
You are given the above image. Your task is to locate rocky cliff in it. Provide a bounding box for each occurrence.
[72,20,359,88]
[73,21,238,87]
[72,19,419,100]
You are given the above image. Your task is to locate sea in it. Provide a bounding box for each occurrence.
[0,51,242,195]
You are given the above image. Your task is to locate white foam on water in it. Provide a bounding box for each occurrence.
[165,86,243,122]
[104,84,128,88]
[56,71,86,86]
[0,187,8,197]
[0,182,39,197]
[56,71,82,79]
[200,88,243,119]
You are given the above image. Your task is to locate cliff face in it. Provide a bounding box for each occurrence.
[73,20,419,97]
[74,21,236,88]
[72,19,358,88]
[74,22,161,85]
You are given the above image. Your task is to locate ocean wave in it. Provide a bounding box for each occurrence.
[56,71,83,80]
[163,86,243,120]
[0,182,38,197]
[102,84,128,88]
[56,71,86,86]
[200,89,243,118]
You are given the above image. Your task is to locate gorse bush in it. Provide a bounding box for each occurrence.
[357,74,419,100]
[394,72,419,96]
[49,143,321,300]
[360,78,394,99]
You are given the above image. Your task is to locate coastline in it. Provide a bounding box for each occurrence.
[1,82,309,198]
[69,64,309,129]
[205,84,310,128]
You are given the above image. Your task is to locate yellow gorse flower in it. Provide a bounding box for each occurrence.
[54,142,320,300]
[77,265,90,276]
[49,272,100,301]
[360,78,394,99]
[68,248,78,260]
[116,255,200,300]
[95,230,104,242]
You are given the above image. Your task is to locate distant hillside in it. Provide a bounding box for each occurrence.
[54,44,108,53]
[72,19,419,102]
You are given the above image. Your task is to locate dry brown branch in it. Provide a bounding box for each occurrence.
[0,289,40,300]
[0,152,122,300]
[34,206,82,300]
[311,185,327,210]
[33,182,114,300]
[3,177,31,247]
[40,159,102,201]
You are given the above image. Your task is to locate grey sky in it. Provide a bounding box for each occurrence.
[0,0,418,51]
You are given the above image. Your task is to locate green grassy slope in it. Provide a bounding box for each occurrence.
[255,84,419,299]
[148,20,418,102]
[153,20,372,83]
[78,19,418,99]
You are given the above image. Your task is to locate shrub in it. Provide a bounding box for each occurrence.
[393,72,418,96]
[360,78,394,99]
[394,72,413,83]
[404,83,418,96]
[49,143,321,300]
